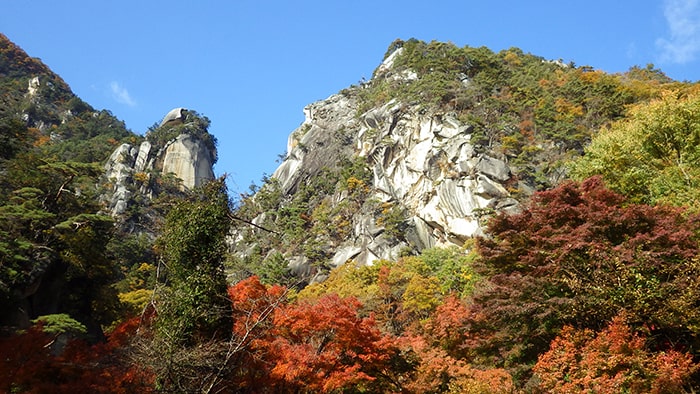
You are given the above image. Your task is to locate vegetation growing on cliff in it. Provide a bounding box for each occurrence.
[360,39,680,190]
[228,155,375,287]
[1,35,700,392]
[145,109,219,165]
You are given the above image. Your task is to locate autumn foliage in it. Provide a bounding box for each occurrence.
[225,276,398,392]
[268,294,396,392]
[471,176,700,379]
[534,314,697,393]
[222,178,700,392]
[0,318,153,393]
[3,177,700,392]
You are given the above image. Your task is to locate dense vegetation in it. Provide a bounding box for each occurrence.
[0,34,140,338]
[360,39,679,191]
[2,36,700,393]
[571,85,700,208]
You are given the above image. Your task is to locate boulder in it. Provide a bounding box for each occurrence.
[475,155,511,181]
[160,107,186,127]
[331,246,363,268]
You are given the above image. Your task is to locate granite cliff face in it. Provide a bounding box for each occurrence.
[103,108,216,216]
[160,134,216,189]
[231,39,634,283]
[229,48,531,281]
[270,93,516,266]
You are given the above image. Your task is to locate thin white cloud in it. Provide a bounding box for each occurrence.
[109,81,136,107]
[656,0,700,64]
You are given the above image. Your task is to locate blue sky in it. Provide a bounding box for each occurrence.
[3,1,700,196]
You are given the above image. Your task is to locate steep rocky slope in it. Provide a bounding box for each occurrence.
[229,39,651,284]
[103,108,216,216]
[275,87,516,254]
[231,72,517,278]
[0,35,219,332]
[0,33,73,129]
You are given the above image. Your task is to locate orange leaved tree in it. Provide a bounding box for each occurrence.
[534,314,697,393]
[268,294,398,392]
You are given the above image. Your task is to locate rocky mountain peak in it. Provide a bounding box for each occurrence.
[229,38,633,283]
[103,108,216,216]
[160,107,187,127]
[242,88,519,273]
[230,88,525,283]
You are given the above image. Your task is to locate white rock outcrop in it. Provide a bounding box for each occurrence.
[103,109,216,216]
[161,134,215,189]
[257,90,520,268]
[160,107,186,127]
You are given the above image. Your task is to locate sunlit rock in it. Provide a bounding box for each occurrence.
[103,109,215,216]
[161,134,215,189]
